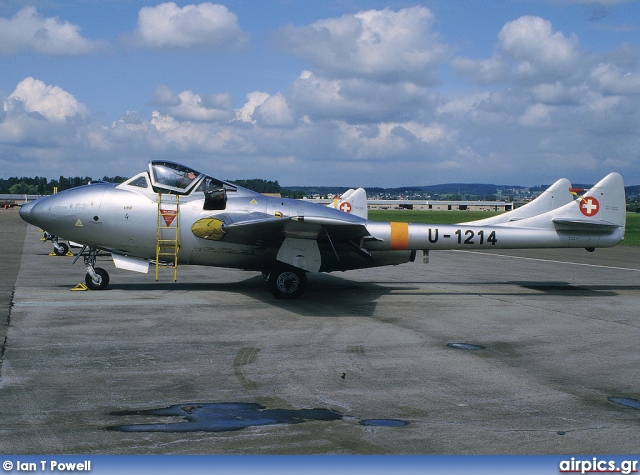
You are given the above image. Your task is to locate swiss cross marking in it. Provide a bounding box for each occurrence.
[340,202,352,213]
[580,197,600,217]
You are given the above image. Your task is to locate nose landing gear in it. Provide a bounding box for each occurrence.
[43,232,70,256]
[73,246,110,290]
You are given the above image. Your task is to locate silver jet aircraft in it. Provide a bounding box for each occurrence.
[19,161,626,298]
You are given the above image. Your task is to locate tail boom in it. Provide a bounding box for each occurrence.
[365,221,623,252]
[364,172,625,253]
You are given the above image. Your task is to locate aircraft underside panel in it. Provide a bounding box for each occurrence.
[322,249,413,272]
[188,244,275,271]
[276,238,322,272]
[186,238,412,273]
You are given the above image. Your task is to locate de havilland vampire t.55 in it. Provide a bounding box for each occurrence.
[19,161,626,299]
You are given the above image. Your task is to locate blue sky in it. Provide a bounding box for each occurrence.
[0,0,639,187]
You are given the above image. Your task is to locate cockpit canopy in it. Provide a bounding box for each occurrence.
[148,160,204,195]
[144,160,235,210]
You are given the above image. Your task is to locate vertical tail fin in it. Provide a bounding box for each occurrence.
[464,177,574,226]
[551,173,626,230]
[507,173,626,246]
[329,187,368,219]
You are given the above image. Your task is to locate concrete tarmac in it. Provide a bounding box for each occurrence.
[1,209,640,454]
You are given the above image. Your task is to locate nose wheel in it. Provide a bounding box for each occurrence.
[74,246,110,290]
[53,241,70,256]
[43,232,70,256]
[85,266,110,290]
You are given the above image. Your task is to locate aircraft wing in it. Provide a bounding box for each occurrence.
[193,212,370,246]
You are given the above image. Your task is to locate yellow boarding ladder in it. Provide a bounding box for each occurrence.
[155,193,180,282]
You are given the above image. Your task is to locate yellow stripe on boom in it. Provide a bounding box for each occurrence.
[390,222,409,250]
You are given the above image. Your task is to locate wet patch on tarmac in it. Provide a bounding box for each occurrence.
[608,397,640,410]
[107,402,409,432]
[447,342,486,350]
[360,419,409,427]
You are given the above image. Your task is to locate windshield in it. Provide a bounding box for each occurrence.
[148,161,204,194]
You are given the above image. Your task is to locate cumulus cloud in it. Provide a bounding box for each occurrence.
[529,82,587,105]
[1,5,640,186]
[151,85,234,122]
[452,56,508,84]
[453,15,587,91]
[437,7,640,181]
[289,70,433,123]
[235,91,270,124]
[0,6,105,55]
[605,42,640,68]
[275,6,449,85]
[151,85,182,107]
[253,94,295,128]
[590,63,640,95]
[134,2,248,49]
[498,16,582,82]
[0,77,89,150]
[4,77,88,121]
[519,103,553,127]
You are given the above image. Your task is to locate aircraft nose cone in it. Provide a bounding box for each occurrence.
[19,198,50,228]
[19,200,36,224]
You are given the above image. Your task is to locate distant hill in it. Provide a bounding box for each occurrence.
[282,184,507,195]
[417,183,502,195]
[278,182,640,204]
[282,183,528,194]
[626,185,640,198]
[282,183,517,198]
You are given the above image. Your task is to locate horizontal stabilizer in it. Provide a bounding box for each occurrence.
[551,217,622,230]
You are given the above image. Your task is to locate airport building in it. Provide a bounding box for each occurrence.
[366,199,512,212]
[0,194,38,208]
[304,197,513,212]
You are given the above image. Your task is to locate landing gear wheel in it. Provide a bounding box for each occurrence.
[53,242,69,256]
[269,266,307,299]
[84,267,110,290]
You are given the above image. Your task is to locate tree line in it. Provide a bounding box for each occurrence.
[0,175,305,198]
[0,176,128,195]
[231,178,304,198]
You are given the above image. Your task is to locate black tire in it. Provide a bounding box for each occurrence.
[53,242,69,256]
[269,266,307,299]
[85,267,110,290]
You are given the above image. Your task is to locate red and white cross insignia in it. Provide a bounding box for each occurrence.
[579,197,600,217]
[339,202,352,213]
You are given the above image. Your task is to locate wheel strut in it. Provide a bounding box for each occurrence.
[72,246,110,290]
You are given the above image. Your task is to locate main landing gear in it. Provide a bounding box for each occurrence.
[73,246,110,290]
[268,265,307,299]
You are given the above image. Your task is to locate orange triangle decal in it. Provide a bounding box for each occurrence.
[160,209,177,226]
